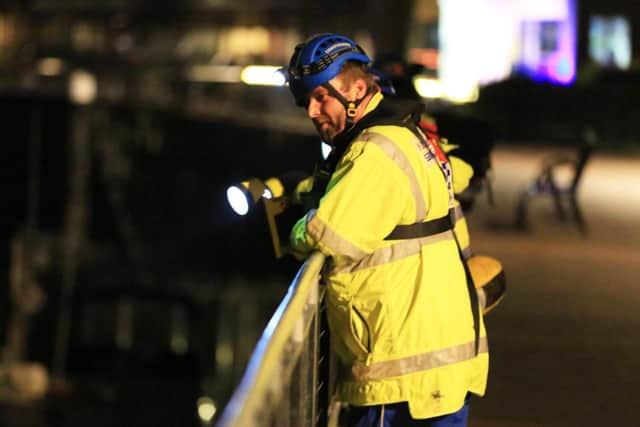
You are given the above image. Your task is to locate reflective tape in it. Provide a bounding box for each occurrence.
[307,214,368,261]
[350,336,489,382]
[361,131,427,223]
[460,246,473,260]
[331,230,455,275]
[452,203,464,222]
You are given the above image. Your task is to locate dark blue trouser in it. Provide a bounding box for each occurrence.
[347,401,469,427]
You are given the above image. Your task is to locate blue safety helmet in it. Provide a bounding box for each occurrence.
[287,33,371,107]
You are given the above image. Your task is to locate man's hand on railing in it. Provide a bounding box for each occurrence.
[286,210,317,261]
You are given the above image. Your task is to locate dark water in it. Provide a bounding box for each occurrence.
[0,94,313,426]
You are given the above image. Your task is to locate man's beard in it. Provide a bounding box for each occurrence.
[315,119,342,143]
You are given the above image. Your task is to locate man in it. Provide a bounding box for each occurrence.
[286,34,488,427]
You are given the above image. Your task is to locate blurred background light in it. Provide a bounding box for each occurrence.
[413,76,444,98]
[0,14,15,47]
[443,80,479,104]
[197,396,217,423]
[68,69,97,105]
[216,343,234,368]
[438,0,484,100]
[589,15,631,70]
[438,0,576,91]
[37,57,65,76]
[240,66,286,86]
[218,26,269,58]
[187,65,242,83]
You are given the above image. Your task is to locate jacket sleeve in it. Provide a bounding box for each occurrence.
[441,143,474,194]
[289,139,415,263]
[289,210,317,260]
[449,156,474,194]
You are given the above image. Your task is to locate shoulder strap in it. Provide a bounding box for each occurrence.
[384,109,481,356]
[384,209,453,240]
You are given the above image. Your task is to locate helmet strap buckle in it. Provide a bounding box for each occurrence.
[346,102,358,118]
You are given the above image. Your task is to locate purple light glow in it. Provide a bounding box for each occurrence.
[518,0,576,85]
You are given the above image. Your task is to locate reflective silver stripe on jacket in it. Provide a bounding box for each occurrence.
[453,203,464,222]
[308,213,455,274]
[331,230,455,275]
[307,214,368,261]
[350,336,489,382]
[460,246,473,260]
[360,131,427,223]
[453,203,472,259]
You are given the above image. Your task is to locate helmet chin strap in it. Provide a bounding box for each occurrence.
[322,82,371,128]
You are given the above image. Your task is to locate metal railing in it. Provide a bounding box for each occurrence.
[215,251,332,427]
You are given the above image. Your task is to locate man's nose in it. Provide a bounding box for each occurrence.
[307,98,320,119]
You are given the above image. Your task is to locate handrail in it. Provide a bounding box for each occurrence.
[215,251,327,427]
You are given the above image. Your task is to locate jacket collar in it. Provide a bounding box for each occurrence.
[332,92,423,152]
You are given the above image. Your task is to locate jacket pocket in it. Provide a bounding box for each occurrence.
[349,304,371,355]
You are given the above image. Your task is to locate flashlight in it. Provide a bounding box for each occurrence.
[226,178,280,216]
[225,177,292,258]
[225,172,310,258]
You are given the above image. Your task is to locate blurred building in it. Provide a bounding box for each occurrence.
[1,0,640,108]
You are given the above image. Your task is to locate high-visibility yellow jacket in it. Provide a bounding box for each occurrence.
[290,92,488,419]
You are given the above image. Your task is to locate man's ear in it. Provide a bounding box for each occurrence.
[352,78,368,99]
